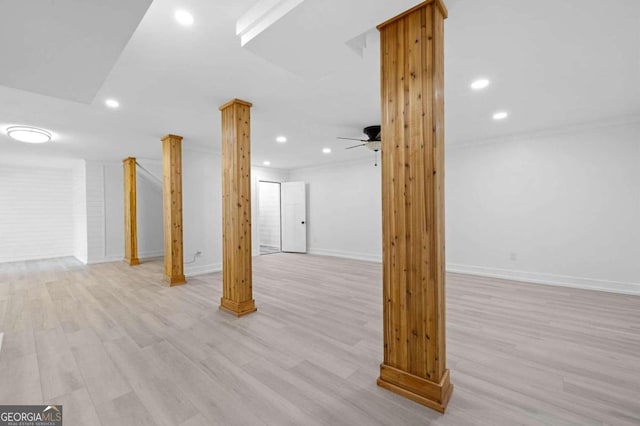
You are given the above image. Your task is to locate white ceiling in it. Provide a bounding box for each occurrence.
[0,0,639,170]
[0,0,152,103]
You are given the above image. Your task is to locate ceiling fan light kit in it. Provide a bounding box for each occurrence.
[337,125,382,166]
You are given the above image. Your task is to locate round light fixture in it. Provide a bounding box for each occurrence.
[322,148,332,154]
[492,111,509,121]
[175,10,194,26]
[6,126,52,144]
[276,136,287,143]
[263,161,271,166]
[471,79,490,90]
[105,99,120,108]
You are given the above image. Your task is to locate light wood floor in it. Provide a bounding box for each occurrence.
[0,254,639,425]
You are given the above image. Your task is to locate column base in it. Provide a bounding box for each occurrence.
[125,257,140,266]
[164,274,186,287]
[377,364,453,413]
[219,298,257,317]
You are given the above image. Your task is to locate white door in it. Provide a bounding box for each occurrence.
[281,181,307,253]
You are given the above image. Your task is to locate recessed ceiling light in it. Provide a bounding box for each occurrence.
[175,10,194,26]
[493,111,509,121]
[276,136,287,143]
[322,148,332,154]
[471,79,490,90]
[6,126,52,144]
[105,99,119,108]
[263,161,271,166]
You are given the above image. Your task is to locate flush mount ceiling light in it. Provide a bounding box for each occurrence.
[471,78,490,90]
[493,111,509,121]
[105,99,119,108]
[322,148,331,154]
[263,161,271,166]
[175,10,194,26]
[6,126,52,144]
[276,136,287,143]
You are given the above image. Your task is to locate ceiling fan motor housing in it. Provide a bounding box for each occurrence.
[364,125,381,141]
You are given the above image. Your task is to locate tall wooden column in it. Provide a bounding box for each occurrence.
[123,157,140,266]
[377,0,452,413]
[161,134,186,286]
[219,99,256,317]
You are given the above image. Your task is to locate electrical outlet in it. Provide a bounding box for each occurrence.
[510,252,518,261]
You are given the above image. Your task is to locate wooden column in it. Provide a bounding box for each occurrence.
[123,157,140,266]
[219,99,256,317]
[161,134,186,286]
[377,0,452,413]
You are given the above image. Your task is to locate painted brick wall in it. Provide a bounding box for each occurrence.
[0,166,74,262]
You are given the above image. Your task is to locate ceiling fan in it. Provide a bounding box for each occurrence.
[337,125,382,166]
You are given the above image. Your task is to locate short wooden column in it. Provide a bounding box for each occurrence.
[377,0,452,413]
[161,134,186,286]
[219,99,256,317]
[123,157,140,266]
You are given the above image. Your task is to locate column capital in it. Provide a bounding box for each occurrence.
[161,134,184,142]
[219,98,253,111]
[377,0,448,31]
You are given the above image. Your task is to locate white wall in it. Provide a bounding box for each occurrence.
[0,165,75,262]
[71,152,215,274]
[72,162,88,263]
[84,161,107,262]
[77,155,292,275]
[181,149,223,276]
[103,162,123,260]
[165,157,290,276]
[289,158,382,262]
[81,160,163,264]
[446,122,640,294]
[136,162,164,258]
[175,161,290,275]
[288,121,640,294]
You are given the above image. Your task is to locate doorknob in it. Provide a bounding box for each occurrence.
[301,221,305,224]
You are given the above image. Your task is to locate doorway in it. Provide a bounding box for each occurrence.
[258,181,282,255]
[280,181,307,253]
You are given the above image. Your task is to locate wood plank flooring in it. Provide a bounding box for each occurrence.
[0,254,639,425]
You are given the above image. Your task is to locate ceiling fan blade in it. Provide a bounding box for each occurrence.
[337,137,367,142]
[346,144,366,149]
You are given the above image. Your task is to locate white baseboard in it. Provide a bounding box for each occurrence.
[84,251,164,265]
[86,255,122,265]
[140,251,164,260]
[447,263,640,296]
[79,253,220,278]
[304,250,640,296]
[75,248,640,296]
[73,255,88,265]
[308,248,382,263]
[83,255,222,278]
[1,254,77,263]
[185,263,222,277]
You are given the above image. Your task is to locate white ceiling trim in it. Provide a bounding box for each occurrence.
[448,114,640,150]
[236,0,305,46]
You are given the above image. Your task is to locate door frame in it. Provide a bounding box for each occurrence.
[257,180,282,255]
